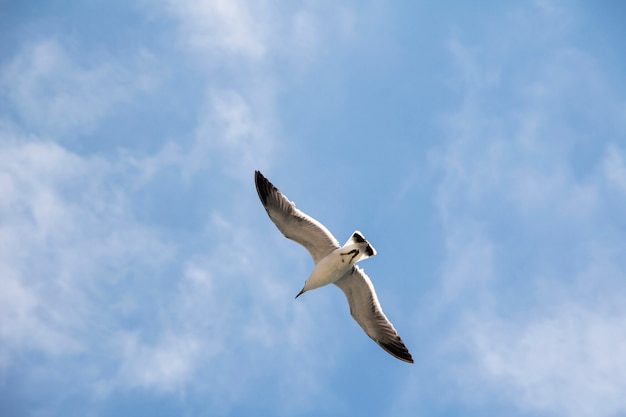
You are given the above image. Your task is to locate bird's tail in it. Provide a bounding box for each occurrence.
[343,230,377,261]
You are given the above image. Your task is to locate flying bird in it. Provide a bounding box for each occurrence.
[254,170,413,363]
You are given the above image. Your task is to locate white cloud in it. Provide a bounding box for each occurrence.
[122,85,277,184]
[465,302,626,417]
[0,265,82,369]
[0,133,174,371]
[162,0,357,71]
[191,88,275,179]
[134,0,363,186]
[438,227,495,307]
[165,0,268,59]
[292,11,319,55]
[115,331,202,394]
[603,144,626,194]
[0,40,157,136]
[422,5,626,417]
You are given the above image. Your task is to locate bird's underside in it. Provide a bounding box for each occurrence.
[254,170,413,364]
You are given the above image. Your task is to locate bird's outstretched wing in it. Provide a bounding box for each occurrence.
[334,266,414,363]
[255,171,340,263]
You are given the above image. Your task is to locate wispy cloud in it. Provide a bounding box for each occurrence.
[163,0,356,66]
[0,135,174,371]
[165,0,269,59]
[0,40,157,137]
[464,300,626,417]
[404,3,626,416]
[142,0,358,182]
[604,144,626,194]
[114,330,202,394]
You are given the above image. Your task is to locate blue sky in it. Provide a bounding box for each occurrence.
[1,1,626,416]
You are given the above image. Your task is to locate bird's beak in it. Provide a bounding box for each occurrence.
[295,288,305,299]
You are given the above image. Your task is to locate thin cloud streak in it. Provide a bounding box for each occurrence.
[0,40,157,137]
[465,302,626,417]
[395,4,626,416]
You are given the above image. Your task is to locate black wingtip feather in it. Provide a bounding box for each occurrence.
[379,340,414,364]
[255,170,274,207]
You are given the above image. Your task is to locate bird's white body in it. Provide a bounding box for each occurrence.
[300,237,375,294]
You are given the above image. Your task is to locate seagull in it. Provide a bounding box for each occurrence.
[255,170,413,363]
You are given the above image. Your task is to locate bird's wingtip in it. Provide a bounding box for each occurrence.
[378,340,414,364]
